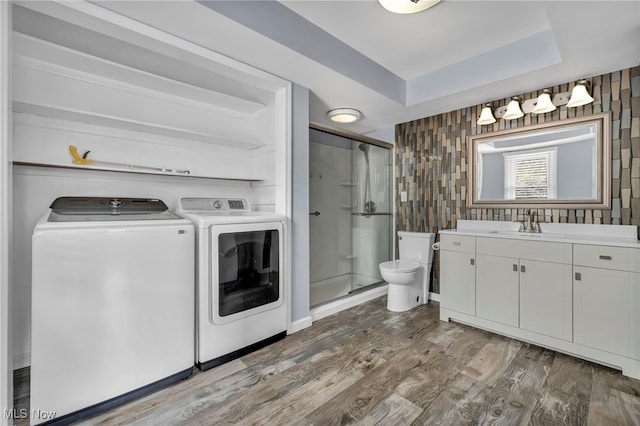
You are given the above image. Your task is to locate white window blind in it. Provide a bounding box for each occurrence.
[504,147,557,200]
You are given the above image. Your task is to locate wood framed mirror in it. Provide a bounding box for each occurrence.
[468,112,611,209]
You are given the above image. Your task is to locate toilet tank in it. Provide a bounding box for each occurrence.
[398,231,436,264]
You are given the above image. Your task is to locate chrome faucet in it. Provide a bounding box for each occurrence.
[520,209,540,233]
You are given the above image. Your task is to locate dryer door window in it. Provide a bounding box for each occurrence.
[218,229,280,317]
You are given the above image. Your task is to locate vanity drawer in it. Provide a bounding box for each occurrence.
[477,237,571,264]
[440,234,475,253]
[574,244,631,271]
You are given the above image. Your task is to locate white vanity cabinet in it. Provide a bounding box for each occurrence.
[519,259,573,341]
[573,244,640,359]
[439,221,640,379]
[475,252,518,326]
[439,234,476,316]
[475,237,572,340]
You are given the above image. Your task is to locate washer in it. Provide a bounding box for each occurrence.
[31,197,194,425]
[178,197,287,371]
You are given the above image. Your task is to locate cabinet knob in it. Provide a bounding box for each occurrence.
[599,255,612,261]
[513,264,518,272]
[470,258,475,266]
[521,265,526,273]
[453,241,461,246]
[575,272,582,281]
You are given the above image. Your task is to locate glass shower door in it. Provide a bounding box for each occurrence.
[350,141,392,292]
[309,128,392,307]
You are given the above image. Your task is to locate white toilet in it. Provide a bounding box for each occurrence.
[379,231,436,312]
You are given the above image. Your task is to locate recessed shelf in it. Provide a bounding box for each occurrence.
[13,103,266,151]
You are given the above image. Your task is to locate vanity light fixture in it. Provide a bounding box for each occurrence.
[503,96,524,120]
[567,79,595,108]
[327,108,363,124]
[532,88,557,114]
[477,103,496,125]
[476,78,595,125]
[378,0,441,14]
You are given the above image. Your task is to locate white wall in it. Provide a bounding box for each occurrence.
[364,125,395,144]
[290,84,310,324]
[0,1,12,420]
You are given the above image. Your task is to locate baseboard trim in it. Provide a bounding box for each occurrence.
[288,316,313,334]
[428,292,440,302]
[311,285,388,322]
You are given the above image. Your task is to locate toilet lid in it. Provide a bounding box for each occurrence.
[379,260,419,273]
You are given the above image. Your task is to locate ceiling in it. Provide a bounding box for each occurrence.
[81,1,640,136]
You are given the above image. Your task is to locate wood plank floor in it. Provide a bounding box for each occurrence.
[14,297,640,425]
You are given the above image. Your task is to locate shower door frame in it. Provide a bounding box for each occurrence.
[309,122,395,303]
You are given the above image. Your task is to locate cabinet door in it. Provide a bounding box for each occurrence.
[574,266,630,357]
[440,250,476,315]
[476,254,519,327]
[520,260,572,341]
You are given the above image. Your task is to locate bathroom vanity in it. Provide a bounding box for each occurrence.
[439,220,640,379]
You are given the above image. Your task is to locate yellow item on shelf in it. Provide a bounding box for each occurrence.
[69,145,94,165]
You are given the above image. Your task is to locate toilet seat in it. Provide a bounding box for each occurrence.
[379,260,419,273]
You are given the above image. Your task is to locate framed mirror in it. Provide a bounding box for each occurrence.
[468,112,611,209]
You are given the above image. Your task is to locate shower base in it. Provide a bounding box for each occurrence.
[310,273,382,307]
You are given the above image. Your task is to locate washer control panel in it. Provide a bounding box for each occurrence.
[179,197,250,212]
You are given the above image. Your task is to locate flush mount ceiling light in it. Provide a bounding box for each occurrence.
[327,108,362,123]
[378,0,441,14]
[532,89,557,114]
[477,103,496,125]
[567,79,594,107]
[503,96,524,120]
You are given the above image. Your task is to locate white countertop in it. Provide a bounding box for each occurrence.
[440,220,640,248]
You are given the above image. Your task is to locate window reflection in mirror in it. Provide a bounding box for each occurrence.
[468,113,610,209]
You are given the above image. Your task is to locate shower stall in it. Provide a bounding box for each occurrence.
[309,128,393,307]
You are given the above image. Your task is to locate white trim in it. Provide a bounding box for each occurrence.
[428,292,441,302]
[0,1,12,422]
[311,285,387,322]
[288,316,312,334]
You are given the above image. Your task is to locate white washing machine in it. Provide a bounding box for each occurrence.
[178,197,287,371]
[31,197,194,425]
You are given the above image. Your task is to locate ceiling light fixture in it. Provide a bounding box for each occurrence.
[378,0,441,14]
[567,79,595,107]
[327,108,363,124]
[503,96,524,120]
[477,103,496,125]
[532,88,557,114]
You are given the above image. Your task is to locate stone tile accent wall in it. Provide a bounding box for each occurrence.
[395,66,640,293]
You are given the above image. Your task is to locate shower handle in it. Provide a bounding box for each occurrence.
[310,211,321,216]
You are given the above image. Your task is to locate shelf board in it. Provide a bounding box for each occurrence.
[13,102,266,151]
[13,162,263,182]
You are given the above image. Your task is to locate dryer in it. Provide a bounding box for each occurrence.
[178,197,288,370]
